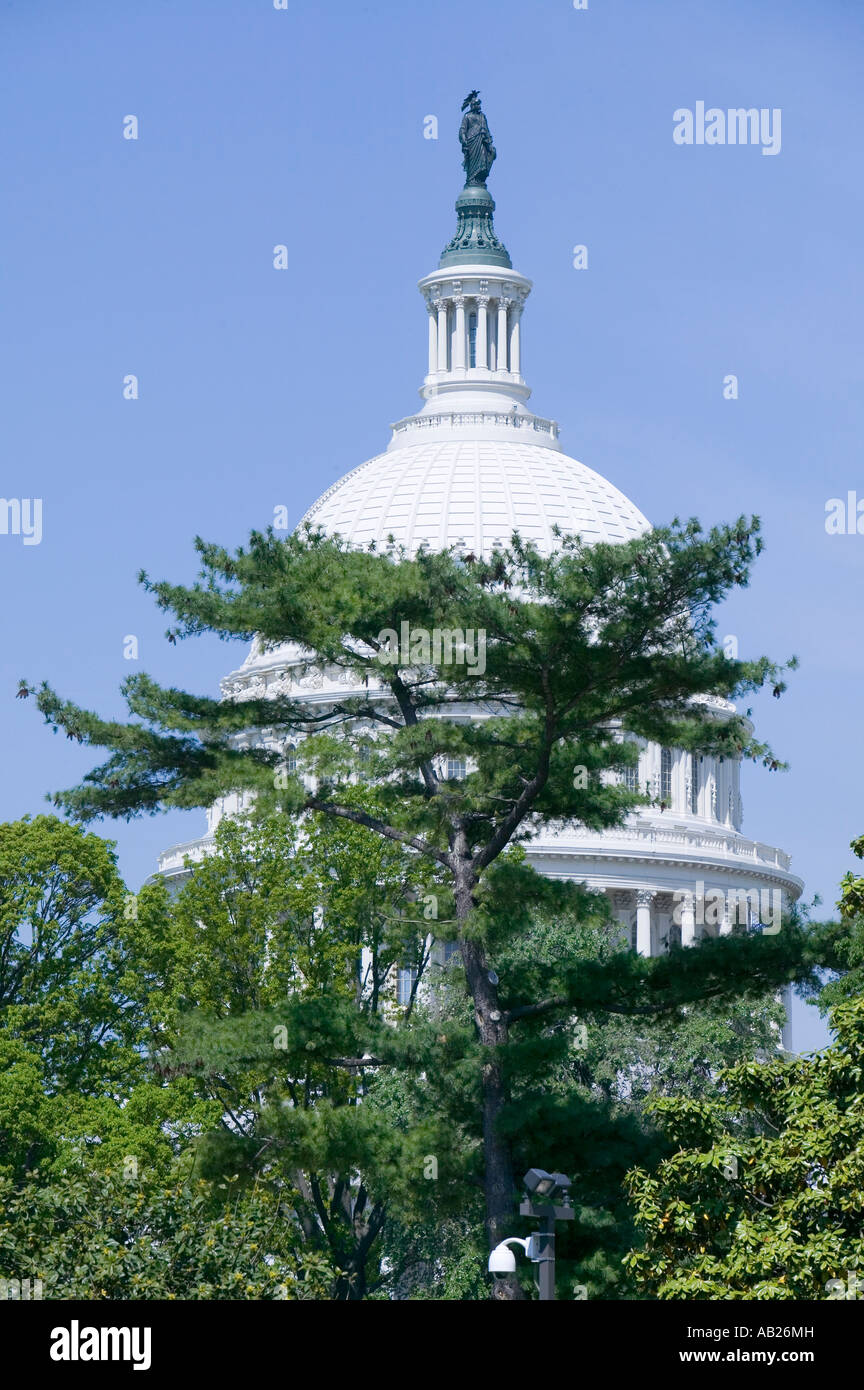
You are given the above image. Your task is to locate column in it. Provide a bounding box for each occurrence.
[680,892,696,947]
[679,750,690,812]
[427,307,437,376]
[509,303,522,376]
[435,299,448,372]
[453,296,466,370]
[497,299,509,371]
[476,296,489,368]
[635,890,653,957]
[716,759,729,825]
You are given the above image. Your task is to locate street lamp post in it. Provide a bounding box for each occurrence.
[488,1169,575,1300]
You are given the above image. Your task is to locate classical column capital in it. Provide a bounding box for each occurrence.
[635,890,653,957]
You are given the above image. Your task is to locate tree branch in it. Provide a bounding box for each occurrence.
[304,796,448,865]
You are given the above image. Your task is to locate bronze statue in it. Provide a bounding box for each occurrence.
[459,90,496,187]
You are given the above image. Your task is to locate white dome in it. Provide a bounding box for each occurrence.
[301,435,650,557]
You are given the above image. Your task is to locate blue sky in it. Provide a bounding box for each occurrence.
[2,0,861,1052]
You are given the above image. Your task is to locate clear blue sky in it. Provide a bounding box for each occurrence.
[2,0,861,1052]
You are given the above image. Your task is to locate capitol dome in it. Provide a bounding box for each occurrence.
[298,166,649,559]
[301,436,650,557]
[159,111,801,1036]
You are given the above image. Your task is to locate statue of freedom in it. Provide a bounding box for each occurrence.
[459,90,496,186]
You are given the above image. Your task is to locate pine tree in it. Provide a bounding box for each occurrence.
[28,517,821,1296]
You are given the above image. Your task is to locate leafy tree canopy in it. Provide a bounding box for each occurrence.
[23,518,822,1287]
[624,996,864,1299]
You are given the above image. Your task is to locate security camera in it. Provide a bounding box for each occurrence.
[488,1237,529,1274]
[488,1243,516,1274]
[523,1168,572,1202]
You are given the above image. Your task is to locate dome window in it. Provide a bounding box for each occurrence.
[659,748,673,803]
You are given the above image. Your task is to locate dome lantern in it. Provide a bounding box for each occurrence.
[299,93,650,558]
[412,93,537,429]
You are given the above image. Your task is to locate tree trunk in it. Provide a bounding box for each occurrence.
[454,868,527,1301]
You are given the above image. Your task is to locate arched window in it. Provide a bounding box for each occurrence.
[659,748,673,803]
[285,744,297,774]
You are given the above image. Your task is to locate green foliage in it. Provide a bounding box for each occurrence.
[32,522,792,832]
[421,894,794,1299]
[0,815,137,1091]
[0,815,218,1183]
[0,805,840,1301]
[141,809,462,1298]
[0,1168,335,1300]
[806,835,864,1012]
[624,997,864,1299]
[22,518,827,1297]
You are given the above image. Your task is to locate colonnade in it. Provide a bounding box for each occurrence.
[627,887,773,957]
[425,288,524,376]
